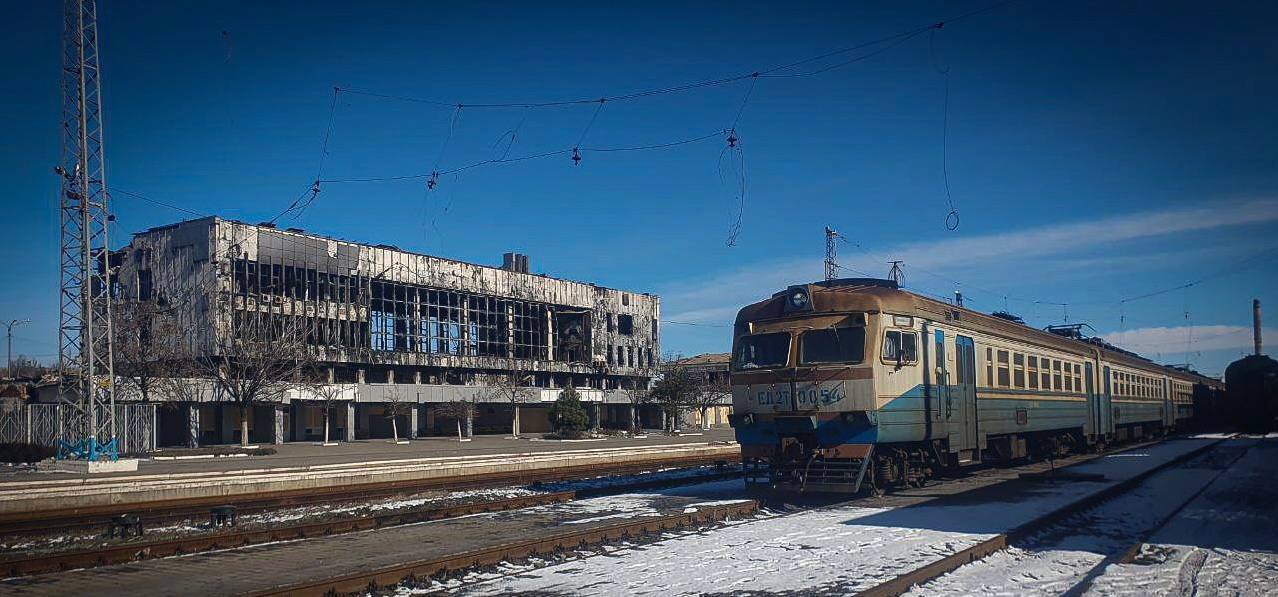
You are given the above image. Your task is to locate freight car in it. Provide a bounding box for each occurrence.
[728,278,1223,493]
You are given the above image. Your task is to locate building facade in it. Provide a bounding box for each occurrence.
[671,353,733,428]
[104,217,662,446]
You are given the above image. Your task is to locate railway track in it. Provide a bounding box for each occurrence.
[247,500,761,597]
[0,452,732,537]
[855,436,1232,597]
[0,464,741,579]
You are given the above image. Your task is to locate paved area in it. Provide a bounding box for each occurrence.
[1,429,735,481]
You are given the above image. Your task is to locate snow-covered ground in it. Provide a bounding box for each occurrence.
[906,440,1253,596]
[443,439,1218,596]
[0,465,730,555]
[1087,437,1278,596]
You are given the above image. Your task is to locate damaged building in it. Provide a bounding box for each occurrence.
[107,217,662,446]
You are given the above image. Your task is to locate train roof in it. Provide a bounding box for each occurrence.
[735,279,1224,388]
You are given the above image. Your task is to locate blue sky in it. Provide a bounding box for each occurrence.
[2,1,1276,378]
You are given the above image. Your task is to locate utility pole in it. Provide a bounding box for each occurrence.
[55,0,117,461]
[824,227,839,281]
[5,319,31,378]
[888,261,904,286]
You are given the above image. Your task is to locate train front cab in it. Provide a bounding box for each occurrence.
[729,283,985,493]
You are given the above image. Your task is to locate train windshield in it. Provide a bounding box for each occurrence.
[800,327,866,365]
[734,332,791,370]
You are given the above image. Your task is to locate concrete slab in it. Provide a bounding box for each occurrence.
[2,429,735,481]
[34,459,139,474]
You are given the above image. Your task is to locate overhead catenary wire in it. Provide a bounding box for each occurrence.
[283,1,1024,228]
[331,0,1020,110]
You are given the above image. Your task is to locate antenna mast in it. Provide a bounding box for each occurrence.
[824,227,839,281]
[888,260,904,286]
[55,0,116,461]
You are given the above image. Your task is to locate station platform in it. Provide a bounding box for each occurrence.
[5,428,736,480]
[0,429,738,516]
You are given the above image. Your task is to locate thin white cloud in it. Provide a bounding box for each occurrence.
[660,199,1278,326]
[848,198,1278,271]
[1100,325,1273,354]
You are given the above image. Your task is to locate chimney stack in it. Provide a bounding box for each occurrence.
[502,252,530,274]
[1254,299,1263,356]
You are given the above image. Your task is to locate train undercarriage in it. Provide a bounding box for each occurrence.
[744,424,1170,494]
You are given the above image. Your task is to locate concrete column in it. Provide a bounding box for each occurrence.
[659,409,668,432]
[273,406,286,445]
[357,369,366,384]
[589,403,601,429]
[344,402,356,442]
[409,404,420,439]
[327,367,336,383]
[413,371,421,384]
[386,369,395,384]
[187,404,201,448]
[293,402,307,442]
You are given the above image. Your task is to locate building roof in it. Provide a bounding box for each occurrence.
[134,216,657,299]
[674,353,731,366]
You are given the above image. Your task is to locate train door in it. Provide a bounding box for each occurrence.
[953,335,979,459]
[935,330,949,422]
[1100,365,1114,438]
[1085,362,1097,438]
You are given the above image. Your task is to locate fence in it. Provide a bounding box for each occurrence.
[0,403,157,454]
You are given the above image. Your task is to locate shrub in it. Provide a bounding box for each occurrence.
[549,386,589,433]
[0,443,56,464]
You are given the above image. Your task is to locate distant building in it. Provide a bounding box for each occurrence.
[81,216,664,446]
[671,353,733,428]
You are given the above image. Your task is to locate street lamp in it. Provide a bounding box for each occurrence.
[4,319,31,379]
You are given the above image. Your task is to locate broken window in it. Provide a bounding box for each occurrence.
[617,314,634,336]
[138,269,153,301]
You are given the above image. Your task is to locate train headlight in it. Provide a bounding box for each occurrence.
[789,289,809,309]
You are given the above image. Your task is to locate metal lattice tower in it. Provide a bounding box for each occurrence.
[55,0,116,460]
[824,227,838,281]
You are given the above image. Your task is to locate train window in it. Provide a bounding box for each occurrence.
[1073,364,1082,392]
[733,332,791,370]
[985,348,994,385]
[1041,365,1051,389]
[1063,363,1072,391]
[801,327,868,365]
[996,350,1010,387]
[880,330,917,366]
[1013,353,1025,388]
[1028,356,1039,389]
[1053,360,1063,391]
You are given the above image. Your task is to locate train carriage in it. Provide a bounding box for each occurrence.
[729,278,1221,493]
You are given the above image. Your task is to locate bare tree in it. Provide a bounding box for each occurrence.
[621,379,649,434]
[687,375,730,430]
[193,312,315,447]
[383,385,412,443]
[5,356,54,380]
[650,353,704,432]
[480,359,537,438]
[436,396,477,441]
[112,299,186,402]
[303,367,350,445]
